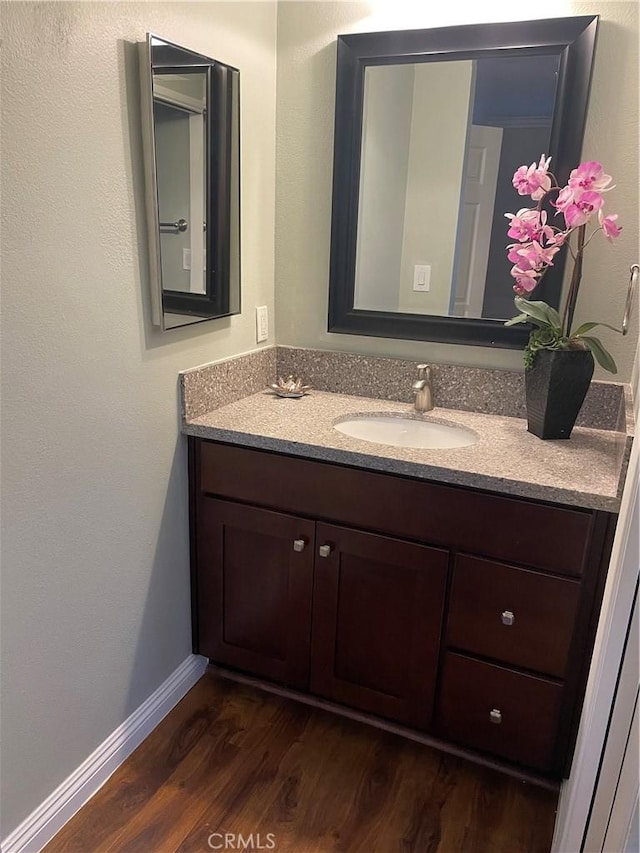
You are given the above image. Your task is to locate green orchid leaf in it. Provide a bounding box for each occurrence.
[525,316,549,328]
[573,321,622,336]
[506,310,547,329]
[572,322,600,336]
[545,305,563,329]
[514,297,561,329]
[580,336,618,374]
[505,313,529,327]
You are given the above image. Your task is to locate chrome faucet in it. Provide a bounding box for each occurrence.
[412,364,434,413]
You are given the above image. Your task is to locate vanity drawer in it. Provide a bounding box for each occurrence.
[435,653,564,773]
[197,441,593,576]
[446,555,581,678]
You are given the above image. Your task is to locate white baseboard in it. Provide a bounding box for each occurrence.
[1,654,208,853]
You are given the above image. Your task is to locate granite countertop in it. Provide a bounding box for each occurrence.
[182,388,632,513]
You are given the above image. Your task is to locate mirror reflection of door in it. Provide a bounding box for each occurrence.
[453,124,503,318]
[153,70,207,297]
[353,54,558,322]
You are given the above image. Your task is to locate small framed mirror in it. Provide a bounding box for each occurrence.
[328,15,599,348]
[139,34,240,331]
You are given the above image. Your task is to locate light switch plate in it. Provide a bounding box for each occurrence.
[413,264,431,292]
[256,305,268,342]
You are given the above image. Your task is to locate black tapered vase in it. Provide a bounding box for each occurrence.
[525,348,595,440]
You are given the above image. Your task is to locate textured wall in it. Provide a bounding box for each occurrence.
[0,0,276,836]
[275,1,639,378]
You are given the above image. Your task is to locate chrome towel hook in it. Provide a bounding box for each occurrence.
[622,263,639,336]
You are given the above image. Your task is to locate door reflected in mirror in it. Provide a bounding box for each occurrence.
[354,54,559,322]
[154,71,207,297]
[139,35,240,331]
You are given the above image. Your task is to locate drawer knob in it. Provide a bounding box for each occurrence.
[293,539,306,552]
[318,544,332,558]
[501,610,515,626]
[489,708,503,724]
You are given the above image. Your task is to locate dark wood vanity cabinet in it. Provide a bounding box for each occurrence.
[196,498,448,727]
[190,438,616,781]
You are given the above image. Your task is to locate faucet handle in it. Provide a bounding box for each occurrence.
[416,363,431,380]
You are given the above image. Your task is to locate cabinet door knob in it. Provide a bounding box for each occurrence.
[293,539,306,552]
[318,544,332,558]
[489,708,502,724]
[501,610,515,626]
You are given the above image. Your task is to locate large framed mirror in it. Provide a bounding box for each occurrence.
[139,35,240,331]
[328,16,598,348]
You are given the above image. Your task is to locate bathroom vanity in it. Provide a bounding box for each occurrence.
[181,349,632,784]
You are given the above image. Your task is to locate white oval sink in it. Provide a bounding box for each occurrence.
[334,414,478,450]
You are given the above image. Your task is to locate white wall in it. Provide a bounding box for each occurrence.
[354,64,414,312]
[275,1,639,378]
[0,0,277,837]
[397,62,473,316]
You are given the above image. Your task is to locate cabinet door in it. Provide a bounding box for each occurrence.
[196,498,315,689]
[310,523,448,729]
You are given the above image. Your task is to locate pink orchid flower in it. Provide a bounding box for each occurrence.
[505,208,538,241]
[505,158,622,357]
[510,265,539,293]
[507,244,538,269]
[526,240,560,267]
[553,186,574,212]
[598,210,622,241]
[508,240,560,271]
[507,244,529,266]
[513,282,538,296]
[562,190,605,228]
[554,162,614,212]
[505,208,554,243]
[512,154,552,200]
[568,161,613,195]
[547,229,569,247]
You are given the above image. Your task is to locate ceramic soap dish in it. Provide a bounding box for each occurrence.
[268,375,312,398]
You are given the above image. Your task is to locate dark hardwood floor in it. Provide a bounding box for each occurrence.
[44,672,558,853]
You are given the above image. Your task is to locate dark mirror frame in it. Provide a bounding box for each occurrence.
[328,15,599,348]
[139,34,241,330]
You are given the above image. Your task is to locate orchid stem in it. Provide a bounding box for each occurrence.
[562,225,586,337]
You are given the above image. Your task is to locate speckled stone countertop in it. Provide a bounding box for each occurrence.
[182,388,632,513]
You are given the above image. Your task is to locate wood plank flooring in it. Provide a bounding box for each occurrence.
[44,672,558,853]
